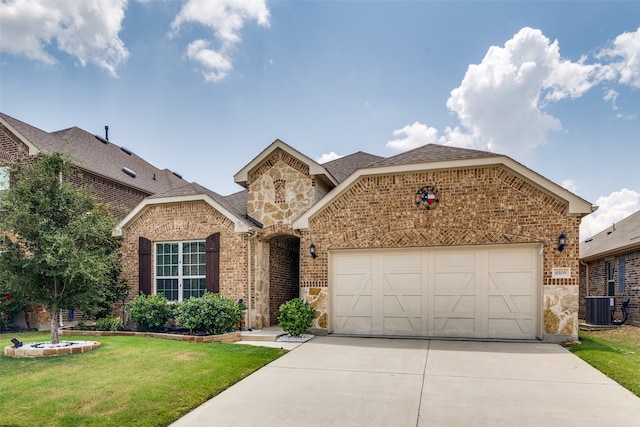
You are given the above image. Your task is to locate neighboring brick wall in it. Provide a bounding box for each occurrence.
[0,125,30,162]
[300,166,582,339]
[65,169,150,220]
[120,200,250,307]
[268,236,300,325]
[580,250,640,326]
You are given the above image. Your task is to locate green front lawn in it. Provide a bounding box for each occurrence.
[569,325,640,397]
[0,332,286,427]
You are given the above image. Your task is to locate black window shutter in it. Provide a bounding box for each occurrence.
[206,233,220,293]
[138,237,152,295]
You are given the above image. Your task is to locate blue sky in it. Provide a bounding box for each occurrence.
[1,0,639,239]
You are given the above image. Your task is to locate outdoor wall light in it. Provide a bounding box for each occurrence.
[558,233,567,252]
[310,243,317,259]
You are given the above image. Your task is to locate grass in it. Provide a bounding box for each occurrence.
[569,325,640,397]
[0,332,287,427]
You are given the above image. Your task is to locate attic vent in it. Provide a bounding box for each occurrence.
[172,171,183,179]
[122,167,136,178]
[94,135,108,144]
[120,146,133,155]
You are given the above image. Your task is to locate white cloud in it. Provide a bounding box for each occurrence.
[316,152,343,164]
[599,27,640,88]
[387,27,612,159]
[171,0,270,82]
[386,122,440,152]
[0,0,129,76]
[580,188,640,239]
[603,88,619,110]
[561,179,577,193]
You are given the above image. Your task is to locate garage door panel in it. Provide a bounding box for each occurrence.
[332,245,539,339]
[384,316,422,335]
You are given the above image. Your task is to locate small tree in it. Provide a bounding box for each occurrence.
[0,153,121,343]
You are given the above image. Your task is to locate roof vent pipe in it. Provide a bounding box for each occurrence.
[105,125,109,141]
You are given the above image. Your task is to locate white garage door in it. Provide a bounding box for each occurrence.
[331,244,540,339]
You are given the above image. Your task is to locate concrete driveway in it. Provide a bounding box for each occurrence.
[171,336,640,426]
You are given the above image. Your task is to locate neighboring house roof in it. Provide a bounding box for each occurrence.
[294,144,595,229]
[580,209,640,261]
[0,112,185,195]
[234,139,339,188]
[116,182,261,235]
[322,151,384,183]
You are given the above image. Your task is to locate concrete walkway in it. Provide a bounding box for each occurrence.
[171,336,640,426]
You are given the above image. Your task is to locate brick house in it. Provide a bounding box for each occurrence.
[117,139,595,343]
[0,112,185,220]
[579,209,640,326]
[1,112,185,328]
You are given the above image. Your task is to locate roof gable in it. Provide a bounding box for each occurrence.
[294,144,595,229]
[116,182,261,235]
[234,139,338,188]
[580,209,640,261]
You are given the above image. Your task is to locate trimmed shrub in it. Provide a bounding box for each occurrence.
[175,293,243,335]
[95,316,124,331]
[126,294,172,331]
[278,298,316,337]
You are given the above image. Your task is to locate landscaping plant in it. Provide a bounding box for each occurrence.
[0,153,121,343]
[175,292,244,335]
[126,294,173,331]
[95,316,125,331]
[278,298,316,337]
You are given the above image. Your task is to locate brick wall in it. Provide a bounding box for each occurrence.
[300,165,582,339]
[268,236,300,325]
[120,200,250,310]
[580,250,640,326]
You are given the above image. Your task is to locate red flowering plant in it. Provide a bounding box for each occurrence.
[0,291,27,332]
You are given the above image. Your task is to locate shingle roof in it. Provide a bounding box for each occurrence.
[148,183,261,228]
[321,151,384,183]
[1,112,185,195]
[371,143,497,167]
[580,209,640,261]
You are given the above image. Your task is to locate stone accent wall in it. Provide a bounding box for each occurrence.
[247,148,315,227]
[268,237,300,325]
[580,250,640,326]
[119,200,270,325]
[300,166,583,341]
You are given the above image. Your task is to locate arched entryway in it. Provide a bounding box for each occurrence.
[268,235,300,326]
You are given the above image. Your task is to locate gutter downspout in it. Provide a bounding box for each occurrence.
[246,231,258,330]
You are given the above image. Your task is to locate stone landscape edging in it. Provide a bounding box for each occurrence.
[59,328,241,343]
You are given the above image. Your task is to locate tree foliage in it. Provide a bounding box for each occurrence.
[0,153,122,343]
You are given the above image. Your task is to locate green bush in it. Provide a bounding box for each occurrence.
[278,298,316,337]
[95,316,124,331]
[175,293,243,335]
[126,294,172,331]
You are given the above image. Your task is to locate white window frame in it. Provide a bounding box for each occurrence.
[0,166,9,191]
[155,240,206,302]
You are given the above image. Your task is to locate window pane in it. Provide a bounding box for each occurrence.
[183,279,206,299]
[156,243,179,277]
[157,279,179,301]
[182,240,205,277]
